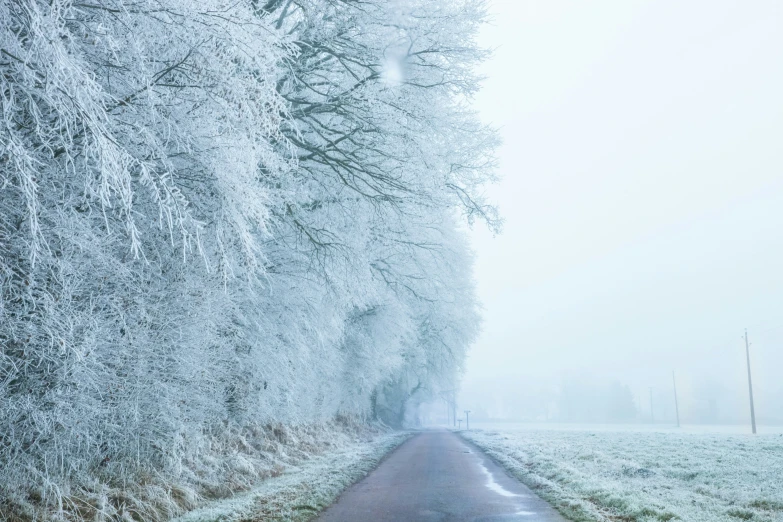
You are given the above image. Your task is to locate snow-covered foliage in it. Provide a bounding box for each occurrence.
[463,429,783,522]
[0,0,496,518]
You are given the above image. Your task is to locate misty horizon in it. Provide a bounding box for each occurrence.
[458,0,783,428]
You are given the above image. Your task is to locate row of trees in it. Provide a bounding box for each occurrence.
[0,0,497,508]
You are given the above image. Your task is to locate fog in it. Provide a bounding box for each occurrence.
[460,0,783,426]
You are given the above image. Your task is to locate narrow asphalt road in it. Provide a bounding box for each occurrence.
[316,430,567,522]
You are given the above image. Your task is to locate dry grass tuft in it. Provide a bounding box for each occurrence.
[1,417,386,522]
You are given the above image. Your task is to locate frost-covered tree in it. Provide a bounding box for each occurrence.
[0,0,497,517]
[1,0,294,510]
[258,0,498,424]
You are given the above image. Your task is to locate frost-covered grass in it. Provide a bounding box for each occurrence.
[2,420,407,522]
[462,428,783,522]
[172,430,409,522]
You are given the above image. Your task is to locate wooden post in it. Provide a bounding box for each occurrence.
[649,387,654,423]
[672,371,680,428]
[453,390,457,428]
[744,329,757,434]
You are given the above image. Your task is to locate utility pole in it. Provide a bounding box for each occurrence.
[672,371,680,428]
[452,390,457,428]
[457,419,462,430]
[441,390,457,427]
[637,393,643,423]
[464,410,471,430]
[649,387,654,424]
[744,329,757,435]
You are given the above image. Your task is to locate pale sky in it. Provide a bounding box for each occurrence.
[462,0,783,423]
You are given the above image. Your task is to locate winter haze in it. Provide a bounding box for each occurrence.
[461,0,783,426]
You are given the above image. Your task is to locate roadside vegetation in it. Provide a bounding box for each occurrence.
[173,427,409,522]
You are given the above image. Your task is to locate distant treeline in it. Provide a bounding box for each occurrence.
[465,377,783,425]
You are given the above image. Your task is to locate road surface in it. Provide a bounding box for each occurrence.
[316,430,567,521]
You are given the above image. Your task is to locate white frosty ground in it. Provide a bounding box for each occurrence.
[463,428,783,522]
[173,432,409,522]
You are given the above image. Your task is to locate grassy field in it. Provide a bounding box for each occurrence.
[463,428,783,522]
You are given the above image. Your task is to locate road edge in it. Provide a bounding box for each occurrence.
[173,431,413,522]
[458,430,592,522]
